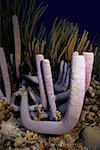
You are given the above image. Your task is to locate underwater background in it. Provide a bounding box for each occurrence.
[41,0,100,42]
[41,0,100,81]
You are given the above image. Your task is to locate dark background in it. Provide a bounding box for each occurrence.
[39,0,100,46]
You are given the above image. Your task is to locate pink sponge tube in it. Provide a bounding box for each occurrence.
[36,54,47,108]
[0,47,11,102]
[12,15,21,78]
[42,59,57,120]
[20,53,85,135]
[83,52,94,91]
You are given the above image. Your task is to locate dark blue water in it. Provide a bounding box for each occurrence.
[39,0,100,45]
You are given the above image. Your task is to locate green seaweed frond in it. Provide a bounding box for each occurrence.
[47,19,94,69]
